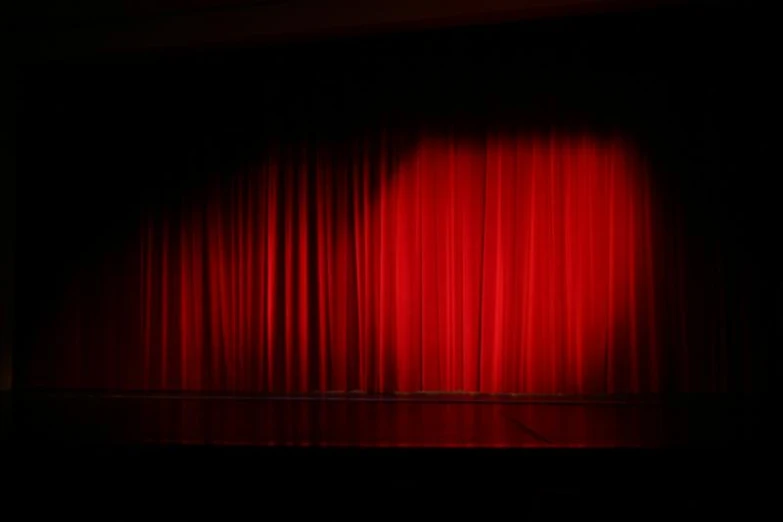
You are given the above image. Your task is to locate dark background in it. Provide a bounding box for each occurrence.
[4,1,780,395]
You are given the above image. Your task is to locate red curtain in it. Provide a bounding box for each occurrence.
[45,130,662,394]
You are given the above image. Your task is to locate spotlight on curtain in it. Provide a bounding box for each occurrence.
[42,129,663,394]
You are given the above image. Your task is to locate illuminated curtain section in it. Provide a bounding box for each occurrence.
[134,130,658,394]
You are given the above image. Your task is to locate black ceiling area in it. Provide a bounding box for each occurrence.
[7,0,729,59]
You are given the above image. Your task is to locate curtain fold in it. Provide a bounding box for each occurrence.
[36,125,749,394]
[89,129,660,394]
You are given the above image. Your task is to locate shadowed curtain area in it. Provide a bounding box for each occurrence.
[14,10,777,395]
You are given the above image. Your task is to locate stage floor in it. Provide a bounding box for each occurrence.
[3,392,762,448]
[0,392,771,511]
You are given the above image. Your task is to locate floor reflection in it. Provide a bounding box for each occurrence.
[8,393,757,448]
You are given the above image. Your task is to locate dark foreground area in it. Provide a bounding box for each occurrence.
[0,393,772,515]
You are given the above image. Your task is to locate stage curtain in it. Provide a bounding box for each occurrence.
[37,129,670,394]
